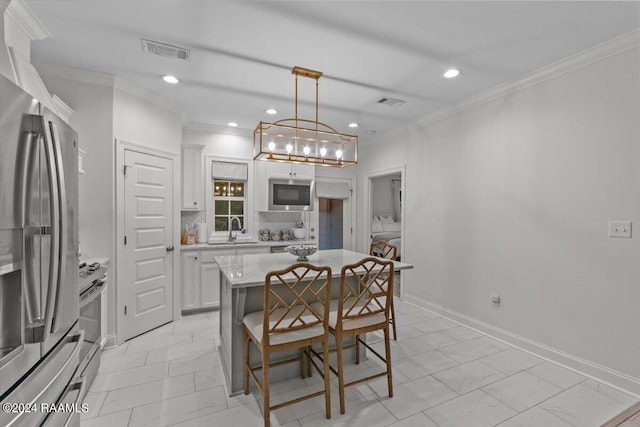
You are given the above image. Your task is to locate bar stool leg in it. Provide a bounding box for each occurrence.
[336,334,346,414]
[323,337,331,419]
[301,347,307,379]
[384,327,393,397]
[262,350,271,427]
[355,334,360,364]
[243,329,250,395]
[391,298,397,340]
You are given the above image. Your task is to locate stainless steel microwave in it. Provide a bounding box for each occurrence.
[269,178,314,211]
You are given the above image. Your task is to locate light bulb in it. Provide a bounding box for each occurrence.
[162,75,179,84]
[336,149,343,159]
[286,143,293,154]
[443,68,462,79]
[303,146,310,156]
[268,141,276,152]
[320,147,327,157]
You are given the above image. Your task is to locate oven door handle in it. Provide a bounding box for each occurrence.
[79,278,106,308]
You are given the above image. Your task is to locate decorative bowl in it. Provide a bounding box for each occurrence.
[286,244,317,261]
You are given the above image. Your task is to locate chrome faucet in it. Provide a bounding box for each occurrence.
[229,216,242,242]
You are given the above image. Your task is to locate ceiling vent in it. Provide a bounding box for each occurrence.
[377,97,406,107]
[141,39,190,61]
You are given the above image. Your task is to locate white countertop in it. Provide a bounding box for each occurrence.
[214,249,413,288]
[181,240,317,251]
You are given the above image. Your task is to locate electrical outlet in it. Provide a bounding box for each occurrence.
[491,293,501,305]
[608,221,632,238]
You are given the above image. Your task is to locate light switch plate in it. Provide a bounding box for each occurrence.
[608,221,632,238]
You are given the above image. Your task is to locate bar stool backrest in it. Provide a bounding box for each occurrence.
[369,241,397,260]
[263,263,332,344]
[336,257,394,331]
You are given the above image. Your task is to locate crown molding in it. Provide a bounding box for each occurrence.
[35,63,116,87]
[35,63,183,116]
[114,76,183,116]
[5,0,51,41]
[363,29,639,148]
[51,94,73,122]
[183,121,253,138]
[413,29,640,129]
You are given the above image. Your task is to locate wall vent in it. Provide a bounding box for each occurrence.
[377,97,406,107]
[141,39,190,61]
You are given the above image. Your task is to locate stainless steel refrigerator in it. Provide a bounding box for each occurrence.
[0,74,83,426]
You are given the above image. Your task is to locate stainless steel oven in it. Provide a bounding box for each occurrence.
[78,262,106,399]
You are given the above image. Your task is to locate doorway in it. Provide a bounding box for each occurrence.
[319,198,344,249]
[120,147,175,341]
[366,167,405,298]
[315,177,354,250]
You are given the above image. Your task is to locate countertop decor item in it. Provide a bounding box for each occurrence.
[292,227,306,240]
[285,244,317,261]
[258,229,270,241]
[281,229,291,241]
[270,230,282,241]
[253,66,358,168]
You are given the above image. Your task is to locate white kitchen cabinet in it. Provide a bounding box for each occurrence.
[199,262,220,308]
[181,246,269,313]
[181,145,204,210]
[181,252,199,311]
[253,161,315,211]
[267,161,314,180]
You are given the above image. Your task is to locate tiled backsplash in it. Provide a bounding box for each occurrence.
[181,210,206,225]
[257,211,306,239]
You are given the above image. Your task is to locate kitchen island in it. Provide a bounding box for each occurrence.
[214,249,413,395]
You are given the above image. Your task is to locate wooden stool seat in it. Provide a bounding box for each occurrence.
[243,307,326,347]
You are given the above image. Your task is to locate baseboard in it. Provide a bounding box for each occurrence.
[404,295,640,398]
[103,333,118,349]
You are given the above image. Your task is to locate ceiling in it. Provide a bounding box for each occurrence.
[26,1,640,139]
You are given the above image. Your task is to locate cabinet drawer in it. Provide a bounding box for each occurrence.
[200,249,234,263]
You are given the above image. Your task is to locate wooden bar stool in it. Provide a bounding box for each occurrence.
[322,257,395,414]
[369,241,398,340]
[242,263,332,427]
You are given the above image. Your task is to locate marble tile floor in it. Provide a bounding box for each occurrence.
[82,300,638,427]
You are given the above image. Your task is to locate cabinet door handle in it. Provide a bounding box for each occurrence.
[166,246,174,252]
[193,202,197,205]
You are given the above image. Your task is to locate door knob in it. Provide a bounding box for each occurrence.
[166,246,175,252]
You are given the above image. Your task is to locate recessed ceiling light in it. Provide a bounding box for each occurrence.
[443,68,462,79]
[265,108,278,115]
[162,75,179,84]
[348,122,359,128]
[227,122,238,127]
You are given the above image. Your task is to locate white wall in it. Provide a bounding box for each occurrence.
[354,45,640,384]
[113,89,182,152]
[371,174,399,216]
[182,126,253,158]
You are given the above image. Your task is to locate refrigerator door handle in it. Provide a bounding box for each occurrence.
[48,121,67,335]
[22,130,42,329]
[41,119,61,343]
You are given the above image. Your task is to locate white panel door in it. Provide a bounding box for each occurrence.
[124,149,173,340]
